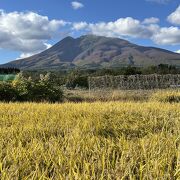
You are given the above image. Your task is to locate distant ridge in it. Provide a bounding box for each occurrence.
[2,35,180,70]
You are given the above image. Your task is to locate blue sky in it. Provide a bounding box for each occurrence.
[0,0,180,64]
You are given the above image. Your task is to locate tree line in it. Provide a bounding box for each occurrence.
[0,64,179,102]
[23,64,180,89]
[0,67,20,74]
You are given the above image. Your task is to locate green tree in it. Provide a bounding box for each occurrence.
[12,73,63,102]
[30,73,63,102]
[0,82,17,102]
[13,73,33,101]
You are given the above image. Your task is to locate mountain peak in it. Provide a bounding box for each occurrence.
[2,35,180,70]
[79,34,101,38]
[61,36,75,41]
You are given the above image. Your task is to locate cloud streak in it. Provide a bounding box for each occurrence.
[142,17,160,24]
[167,5,180,25]
[176,49,180,53]
[71,1,84,10]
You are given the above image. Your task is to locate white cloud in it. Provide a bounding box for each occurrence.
[152,26,180,45]
[72,18,180,46]
[72,22,88,30]
[18,43,52,59]
[71,15,180,46]
[143,17,160,24]
[71,1,84,10]
[0,10,66,57]
[0,8,180,60]
[167,5,180,25]
[45,43,52,49]
[18,53,36,59]
[73,17,158,39]
[175,49,180,53]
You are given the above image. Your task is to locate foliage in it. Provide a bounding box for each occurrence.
[0,68,19,82]
[0,73,63,102]
[0,82,17,101]
[22,64,180,89]
[12,73,32,101]
[0,101,179,179]
[30,73,63,102]
[65,70,88,89]
[123,66,142,75]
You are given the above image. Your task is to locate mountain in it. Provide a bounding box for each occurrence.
[2,35,180,70]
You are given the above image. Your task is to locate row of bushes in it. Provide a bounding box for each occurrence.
[0,73,63,102]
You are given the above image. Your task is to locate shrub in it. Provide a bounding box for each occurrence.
[0,73,64,102]
[65,71,88,89]
[0,82,17,102]
[30,73,63,102]
[12,73,33,101]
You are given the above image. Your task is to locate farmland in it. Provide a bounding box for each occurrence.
[0,1,180,179]
[0,97,179,179]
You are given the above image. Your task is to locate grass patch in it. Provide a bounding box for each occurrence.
[65,89,154,102]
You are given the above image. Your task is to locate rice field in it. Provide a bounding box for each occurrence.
[0,100,179,179]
